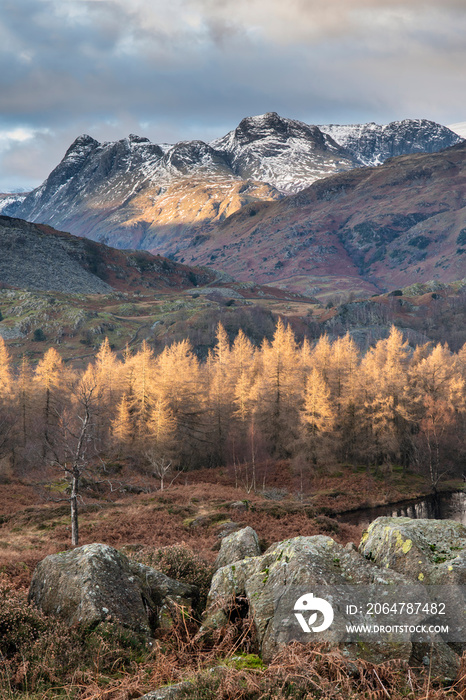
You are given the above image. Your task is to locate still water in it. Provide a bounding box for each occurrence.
[337,490,466,530]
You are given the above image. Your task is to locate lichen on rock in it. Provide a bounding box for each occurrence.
[28,542,198,635]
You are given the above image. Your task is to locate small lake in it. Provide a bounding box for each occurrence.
[336,490,466,530]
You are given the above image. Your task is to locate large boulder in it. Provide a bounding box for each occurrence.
[359,517,466,655]
[359,516,466,584]
[28,543,198,634]
[213,526,261,571]
[202,534,459,676]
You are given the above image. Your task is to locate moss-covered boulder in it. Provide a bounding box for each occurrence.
[213,526,261,572]
[203,535,459,674]
[358,517,466,584]
[28,543,197,634]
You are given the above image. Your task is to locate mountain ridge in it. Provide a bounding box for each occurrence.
[0,215,213,294]
[9,113,460,259]
[173,141,466,296]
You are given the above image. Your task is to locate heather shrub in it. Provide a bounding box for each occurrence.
[80,621,154,670]
[132,543,213,613]
[177,642,454,700]
[0,577,153,695]
[0,577,79,691]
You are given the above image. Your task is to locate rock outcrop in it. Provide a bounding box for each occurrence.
[205,536,413,664]
[28,519,466,684]
[28,543,197,634]
[202,521,466,678]
[359,516,466,584]
[213,526,261,572]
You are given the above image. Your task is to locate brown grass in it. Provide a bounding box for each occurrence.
[0,459,438,590]
[0,461,463,698]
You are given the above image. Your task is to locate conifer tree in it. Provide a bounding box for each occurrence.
[230,330,256,424]
[329,333,360,461]
[257,319,299,456]
[301,368,334,464]
[34,347,67,459]
[0,337,12,399]
[410,343,465,487]
[156,339,204,466]
[93,338,120,447]
[310,334,332,382]
[207,323,232,463]
[113,394,133,448]
[359,327,411,467]
[17,356,32,448]
[131,340,156,445]
[145,395,177,486]
[0,338,15,465]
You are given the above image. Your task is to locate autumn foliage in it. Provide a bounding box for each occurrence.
[0,322,465,490]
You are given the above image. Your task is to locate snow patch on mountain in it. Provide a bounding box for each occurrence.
[319,119,461,166]
[0,192,29,215]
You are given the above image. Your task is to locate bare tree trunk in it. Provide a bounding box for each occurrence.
[71,467,79,546]
[250,417,256,493]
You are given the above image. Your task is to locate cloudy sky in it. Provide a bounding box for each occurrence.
[0,0,465,190]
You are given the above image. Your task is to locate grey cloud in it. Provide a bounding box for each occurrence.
[0,0,466,190]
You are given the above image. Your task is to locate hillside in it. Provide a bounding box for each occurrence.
[177,141,466,296]
[0,215,212,294]
[0,214,321,360]
[9,114,460,258]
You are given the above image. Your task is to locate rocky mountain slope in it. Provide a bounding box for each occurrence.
[320,118,461,166]
[210,112,358,193]
[10,131,283,252]
[0,191,29,215]
[0,215,212,294]
[10,114,460,255]
[176,141,466,296]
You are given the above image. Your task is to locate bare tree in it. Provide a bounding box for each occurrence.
[50,367,101,545]
[144,451,177,491]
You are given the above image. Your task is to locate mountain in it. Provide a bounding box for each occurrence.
[319,119,462,166]
[10,132,282,252]
[10,114,460,256]
[0,191,29,215]
[174,141,466,297]
[210,112,358,193]
[0,215,212,294]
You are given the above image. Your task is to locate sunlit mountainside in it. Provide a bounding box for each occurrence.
[4,114,460,280]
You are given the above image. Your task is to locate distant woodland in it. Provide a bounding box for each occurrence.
[0,321,465,492]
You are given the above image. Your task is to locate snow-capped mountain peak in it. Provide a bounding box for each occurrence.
[319,119,462,166]
[10,112,462,255]
[210,112,357,193]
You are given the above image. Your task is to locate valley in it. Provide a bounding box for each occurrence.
[0,113,465,699]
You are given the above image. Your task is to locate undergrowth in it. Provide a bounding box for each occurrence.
[179,643,466,700]
[128,542,214,614]
[0,569,465,699]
